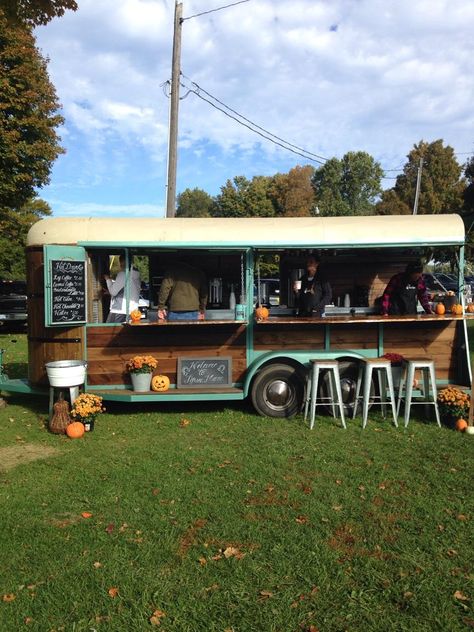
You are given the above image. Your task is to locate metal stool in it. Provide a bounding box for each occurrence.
[396,357,441,428]
[49,386,81,420]
[304,359,346,430]
[352,358,398,428]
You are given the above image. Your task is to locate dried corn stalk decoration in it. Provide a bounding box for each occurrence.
[49,393,71,434]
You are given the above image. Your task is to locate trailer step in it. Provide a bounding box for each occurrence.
[88,387,245,402]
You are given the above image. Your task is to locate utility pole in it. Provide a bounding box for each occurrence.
[412,156,424,215]
[166,1,183,218]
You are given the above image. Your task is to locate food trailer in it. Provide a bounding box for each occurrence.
[0,214,471,418]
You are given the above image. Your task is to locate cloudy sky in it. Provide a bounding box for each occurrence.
[35,0,474,217]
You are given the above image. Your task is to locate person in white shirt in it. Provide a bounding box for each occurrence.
[104,255,141,323]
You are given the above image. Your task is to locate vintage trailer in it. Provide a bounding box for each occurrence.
[0,214,471,418]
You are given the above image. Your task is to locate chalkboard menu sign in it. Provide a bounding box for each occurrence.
[177,357,232,388]
[50,259,87,325]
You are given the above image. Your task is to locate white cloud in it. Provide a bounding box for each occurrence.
[35,0,474,209]
[51,201,165,217]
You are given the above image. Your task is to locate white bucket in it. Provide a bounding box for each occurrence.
[45,360,87,387]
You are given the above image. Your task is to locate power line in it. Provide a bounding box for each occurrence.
[179,76,328,164]
[183,0,251,21]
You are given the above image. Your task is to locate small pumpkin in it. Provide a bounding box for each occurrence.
[451,303,463,316]
[455,418,468,432]
[435,302,445,315]
[466,303,474,314]
[255,305,269,321]
[130,309,142,323]
[66,421,85,439]
[152,374,170,392]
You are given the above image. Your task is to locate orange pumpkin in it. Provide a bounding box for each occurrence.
[66,421,85,439]
[466,303,474,314]
[151,374,170,392]
[255,306,269,321]
[435,303,445,315]
[451,303,463,316]
[455,418,468,432]
[130,309,142,323]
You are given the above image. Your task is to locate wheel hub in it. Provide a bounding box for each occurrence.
[265,379,291,408]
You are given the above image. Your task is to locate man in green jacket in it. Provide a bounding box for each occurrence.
[157,262,208,321]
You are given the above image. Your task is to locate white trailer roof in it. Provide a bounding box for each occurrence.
[27,214,465,248]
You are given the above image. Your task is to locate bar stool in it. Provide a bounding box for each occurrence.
[352,358,398,428]
[304,359,346,430]
[49,386,81,420]
[396,357,441,428]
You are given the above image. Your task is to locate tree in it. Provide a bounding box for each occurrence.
[176,187,214,218]
[0,196,51,279]
[390,140,464,215]
[464,156,474,214]
[0,11,65,210]
[1,0,77,26]
[212,175,274,218]
[375,189,411,215]
[311,151,383,216]
[268,165,315,217]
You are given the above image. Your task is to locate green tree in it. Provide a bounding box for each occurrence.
[1,0,77,26]
[464,156,474,214]
[390,140,464,215]
[268,165,315,217]
[0,11,65,210]
[375,189,411,215]
[0,196,51,279]
[212,175,274,218]
[311,151,383,216]
[176,187,214,218]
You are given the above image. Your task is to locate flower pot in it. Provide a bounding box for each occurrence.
[130,372,152,392]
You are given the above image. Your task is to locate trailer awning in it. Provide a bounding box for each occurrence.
[27,214,465,249]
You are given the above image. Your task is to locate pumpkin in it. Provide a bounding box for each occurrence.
[66,421,85,439]
[466,303,474,314]
[435,302,445,315]
[451,303,463,316]
[130,309,142,323]
[455,418,468,432]
[152,374,170,392]
[255,305,269,321]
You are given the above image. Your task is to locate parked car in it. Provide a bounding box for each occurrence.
[424,273,458,293]
[0,280,27,329]
[254,278,280,306]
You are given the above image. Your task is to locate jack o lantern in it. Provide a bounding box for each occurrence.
[152,374,170,392]
[451,303,463,316]
[255,306,269,321]
[455,418,468,432]
[130,309,142,323]
[466,303,474,314]
[435,302,445,315]
[66,421,85,439]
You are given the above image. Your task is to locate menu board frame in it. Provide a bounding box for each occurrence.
[49,258,87,325]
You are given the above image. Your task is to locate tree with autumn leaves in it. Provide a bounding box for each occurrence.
[0,1,76,278]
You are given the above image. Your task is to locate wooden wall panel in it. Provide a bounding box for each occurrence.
[86,324,247,385]
[330,324,378,349]
[254,324,325,351]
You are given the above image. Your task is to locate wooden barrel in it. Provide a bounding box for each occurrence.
[26,247,85,386]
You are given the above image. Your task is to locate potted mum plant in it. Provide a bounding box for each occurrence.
[70,393,106,432]
[437,386,470,428]
[126,355,158,392]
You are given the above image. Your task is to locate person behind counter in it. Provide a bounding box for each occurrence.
[158,261,208,321]
[294,255,332,317]
[381,261,433,316]
[104,255,141,323]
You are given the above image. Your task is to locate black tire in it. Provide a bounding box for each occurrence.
[250,363,305,418]
[320,359,373,417]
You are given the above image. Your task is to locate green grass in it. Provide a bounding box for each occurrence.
[1,332,473,632]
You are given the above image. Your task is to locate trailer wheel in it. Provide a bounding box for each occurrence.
[251,363,305,418]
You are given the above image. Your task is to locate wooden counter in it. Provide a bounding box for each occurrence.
[255,314,472,325]
[125,320,247,326]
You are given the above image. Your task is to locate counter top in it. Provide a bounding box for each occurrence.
[255,314,473,325]
[127,320,247,326]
